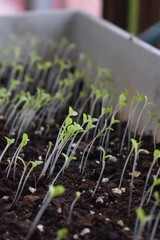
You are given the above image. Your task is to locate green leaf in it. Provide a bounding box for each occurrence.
[139,149,149,155]
[131,138,138,151]
[69,106,78,117]
[49,141,53,148]
[154,191,160,204]
[31,160,43,169]
[102,107,112,115]
[65,117,72,126]
[76,191,81,200]
[111,116,120,125]
[153,149,160,161]
[132,95,137,104]
[67,125,74,134]
[153,176,160,187]
[62,153,76,164]
[21,133,29,147]
[83,113,87,124]
[56,227,68,240]
[136,207,146,223]
[98,146,106,162]
[49,185,65,198]
[5,137,15,146]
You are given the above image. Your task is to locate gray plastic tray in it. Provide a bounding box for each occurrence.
[0,9,160,130]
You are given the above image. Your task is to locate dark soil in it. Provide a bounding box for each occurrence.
[0,117,159,240]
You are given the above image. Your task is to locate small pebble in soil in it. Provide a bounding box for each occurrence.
[96,160,100,164]
[124,227,130,231]
[2,196,9,200]
[38,155,42,160]
[96,197,104,204]
[57,207,62,213]
[117,220,124,227]
[29,187,36,193]
[129,171,141,177]
[101,177,109,183]
[82,179,86,182]
[108,156,118,163]
[80,228,91,236]
[89,190,94,194]
[0,115,4,119]
[71,143,76,148]
[129,183,135,189]
[105,217,110,222]
[49,118,55,126]
[121,187,126,193]
[37,224,44,232]
[90,210,95,215]
[111,187,122,196]
[73,234,79,239]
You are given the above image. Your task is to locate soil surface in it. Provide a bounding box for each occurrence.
[0,116,159,240]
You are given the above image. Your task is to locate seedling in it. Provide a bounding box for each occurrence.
[43,153,76,204]
[56,227,69,240]
[120,94,138,153]
[50,153,76,185]
[26,185,65,240]
[6,133,29,179]
[67,191,81,224]
[118,138,149,215]
[0,137,15,163]
[153,118,160,150]
[92,147,115,196]
[147,191,160,234]
[128,139,149,214]
[44,141,53,163]
[150,211,160,240]
[142,149,160,199]
[12,159,43,205]
[133,94,152,139]
[138,111,156,142]
[134,176,160,237]
[135,207,152,240]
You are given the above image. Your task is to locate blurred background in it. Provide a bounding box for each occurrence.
[0,0,160,47]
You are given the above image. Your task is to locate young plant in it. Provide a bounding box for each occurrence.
[80,118,108,175]
[44,141,53,163]
[12,159,43,205]
[0,137,15,163]
[128,139,149,214]
[39,107,78,179]
[147,191,160,234]
[118,138,148,214]
[133,94,152,140]
[92,147,115,196]
[56,227,69,240]
[51,153,76,186]
[134,176,160,237]
[138,111,156,142]
[153,118,160,150]
[69,113,97,160]
[150,211,160,240]
[120,94,138,153]
[135,207,152,240]
[26,185,65,240]
[6,133,29,179]
[142,149,160,199]
[43,153,76,204]
[67,191,81,224]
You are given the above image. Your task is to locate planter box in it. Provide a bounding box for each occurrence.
[0,10,160,129]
